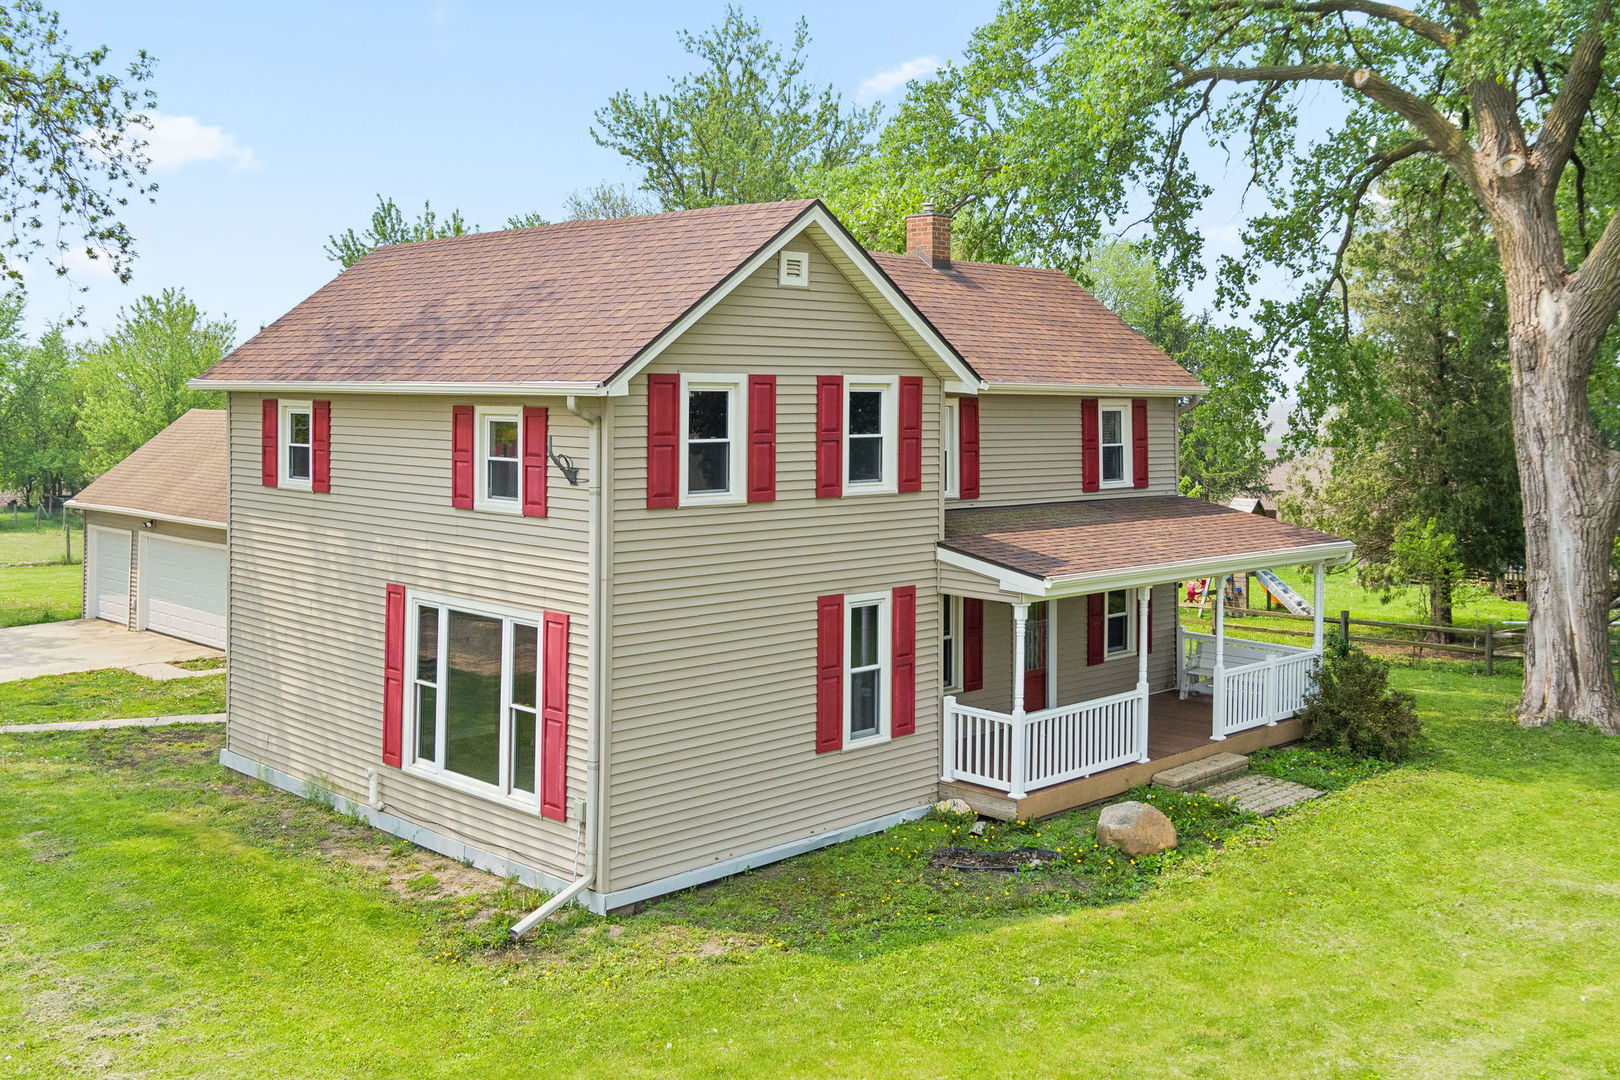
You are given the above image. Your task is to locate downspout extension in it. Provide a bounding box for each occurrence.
[511,394,606,939]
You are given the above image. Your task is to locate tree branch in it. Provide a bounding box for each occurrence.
[1312,138,1436,320]
[1231,0,1457,47]
[1531,0,1611,189]
[1568,200,1620,342]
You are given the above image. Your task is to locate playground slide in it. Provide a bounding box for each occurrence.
[1253,568,1315,617]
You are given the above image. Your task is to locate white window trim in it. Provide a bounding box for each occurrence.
[941,593,962,693]
[842,590,892,750]
[843,376,899,496]
[678,373,748,507]
[279,400,313,491]
[778,249,810,287]
[1098,399,1133,490]
[943,398,960,499]
[1102,587,1137,660]
[474,405,523,514]
[403,589,548,813]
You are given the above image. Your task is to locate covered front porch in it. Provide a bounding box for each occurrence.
[935,496,1354,818]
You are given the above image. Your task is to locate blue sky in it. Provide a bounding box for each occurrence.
[30,0,1262,341]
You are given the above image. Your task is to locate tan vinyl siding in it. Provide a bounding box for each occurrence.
[952,583,1177,713]
[224,393,592,879]
[950,395,1178,508]
[605,239,945,893]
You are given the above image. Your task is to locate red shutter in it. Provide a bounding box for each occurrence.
[1147,591,1154,654]
[815,375,843,498]
[897,376,923,493]
[311,400,331,493]
[540,611,570,821]
[891,585,916,736]
[815,594,843,752]
[451,405,475,509]
[958,397,980,499]
[1132,398,1149,489]
[1081,398,1100,493]
[382,583,405,767]
[522,406,548,517]
[962,597,984,692]
[647,373,679,509]
[1087,592,1105,666]
[261,398,278,487]
[746,374,776,503]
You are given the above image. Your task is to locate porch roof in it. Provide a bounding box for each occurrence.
[939,495,1354,597]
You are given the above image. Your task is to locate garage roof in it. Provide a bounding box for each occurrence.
[67,409,227,528]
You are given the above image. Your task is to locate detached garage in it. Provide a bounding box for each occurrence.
[67,409,228,649]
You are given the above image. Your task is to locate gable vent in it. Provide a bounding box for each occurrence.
[778,250,810,287]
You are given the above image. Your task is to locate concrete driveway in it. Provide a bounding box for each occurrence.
[0,620,223,683]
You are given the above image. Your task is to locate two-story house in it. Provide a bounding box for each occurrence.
[192,199,1352,917]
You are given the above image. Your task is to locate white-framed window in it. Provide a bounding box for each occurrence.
[406,591,545,810]
[679,373,747,506]
[844,591,892,746]
[844,377,898,495]
[941,593,961,691]
[475,406,522,513]
[1105,588,1135,657]
[280,400,313,489]
[1099,400,1131,488]
[943,398,960,498]
[779,249,809,287]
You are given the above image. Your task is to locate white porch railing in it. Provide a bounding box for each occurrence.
[1178,627,1321,739]
[942,688,1147,799]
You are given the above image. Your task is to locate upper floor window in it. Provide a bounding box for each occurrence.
[1099,401,1131,487]
[280,401,313,489]
[476,407,521,512]
[845,377,897,495]
[680,374,746,505]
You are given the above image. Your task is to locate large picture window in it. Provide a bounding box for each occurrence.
[408,595,544,807]
[679,374,746,505]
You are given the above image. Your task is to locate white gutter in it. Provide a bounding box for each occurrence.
[512,393,607,938]
[980,381,1207,397]
[63,500,227,531]
[185,378,611,397]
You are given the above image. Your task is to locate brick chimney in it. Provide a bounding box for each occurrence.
[905,203,952,270]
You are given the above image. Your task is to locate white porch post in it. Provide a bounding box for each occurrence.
[1312,560,1326,652]
[1136,585,1151,762]
[1211,577,1227,741]
[941,694,957,783]
[1009,603,1029,800]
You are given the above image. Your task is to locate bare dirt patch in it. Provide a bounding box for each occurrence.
[316,833,508,902]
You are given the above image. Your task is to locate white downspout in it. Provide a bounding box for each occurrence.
[512,395,606,939]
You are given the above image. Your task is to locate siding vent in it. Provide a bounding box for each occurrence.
[778,250,810,287]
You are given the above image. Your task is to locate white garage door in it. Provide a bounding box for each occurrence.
[140,536,227,648]
[90,527,132,624]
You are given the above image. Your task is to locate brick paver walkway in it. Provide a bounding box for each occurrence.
[1203,774,1323,815]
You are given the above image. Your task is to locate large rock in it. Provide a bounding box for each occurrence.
[1095,800,1177,856]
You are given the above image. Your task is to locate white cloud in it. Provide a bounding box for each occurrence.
[138,112,260,172]
[857,56,941,102]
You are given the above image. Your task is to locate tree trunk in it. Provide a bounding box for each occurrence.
[1427,574,1453,644]
[1500,240,1620,733]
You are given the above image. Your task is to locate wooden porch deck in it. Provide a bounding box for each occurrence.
[940,691,1301,820]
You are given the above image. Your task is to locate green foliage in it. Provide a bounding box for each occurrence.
[561,182,651,221]
[1298,638,1424,761]
[0,562,79,626]
[1248,745,1397,791]
[0,1,157,285]
[324,195,475,269]
[593,7,878,210]
[76,289,233,472]
[0,295,86,502]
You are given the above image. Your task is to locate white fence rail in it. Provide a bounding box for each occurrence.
[1178,627,1320,739]
[943,688,1147,799]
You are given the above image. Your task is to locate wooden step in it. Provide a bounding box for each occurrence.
[1151,752,1249,792]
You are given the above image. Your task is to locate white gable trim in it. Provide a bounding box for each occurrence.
[603,204,981,395]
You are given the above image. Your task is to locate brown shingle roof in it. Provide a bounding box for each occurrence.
[68,409,226,526]
[942,496,1349,584]
[871,253,1204,391]
[196,200,820,387]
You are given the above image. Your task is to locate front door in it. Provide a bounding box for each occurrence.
[1023,601,1048,711]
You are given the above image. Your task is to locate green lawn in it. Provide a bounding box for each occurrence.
[0,669,1617,1077]
[1266,565,1529,629]
[0,668,227,726]
[0,510,81,567]
[0,563,82,628]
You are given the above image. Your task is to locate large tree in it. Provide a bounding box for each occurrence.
[592,7,878,210]
[0,1,156,286]
[860,0,1620,731]
[0,296,84,504]
[76,289,232,471]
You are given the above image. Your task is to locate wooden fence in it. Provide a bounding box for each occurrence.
[1178,603,1620,677]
